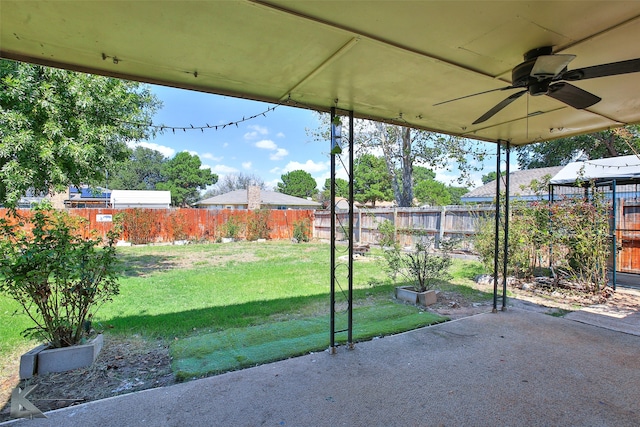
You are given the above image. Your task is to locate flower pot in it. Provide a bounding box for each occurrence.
[19,334,104,379]
[418,290,437,306]
[395,286,418,304]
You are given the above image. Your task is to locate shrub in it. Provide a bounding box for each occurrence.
[121,209,159,244]
[398,240,452,292]
[168,210,189,241]
[293,218,311,242]
[0,204,121,348]
[221,216,242,239]
[246,209,271,241]
[377,219,396,247]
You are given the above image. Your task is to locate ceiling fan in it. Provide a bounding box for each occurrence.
[435,46,640,125]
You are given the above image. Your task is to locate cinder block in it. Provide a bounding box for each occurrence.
[37,334,103,375]
[19,344,49,379]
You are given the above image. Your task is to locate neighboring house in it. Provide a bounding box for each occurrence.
[110,190,171,209]
[65,186,111,208]
[195,186,321,210]
[461,166,563,203]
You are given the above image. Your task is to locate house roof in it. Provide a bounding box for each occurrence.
[3,2,640,145]
[196,190,321,208]
[462,166,563,202]
[550,155,640,185]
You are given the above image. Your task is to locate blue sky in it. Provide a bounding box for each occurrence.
[137,85,506,192]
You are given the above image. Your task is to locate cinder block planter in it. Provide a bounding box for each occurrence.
[395,286,418,304]
[418,290,438,306]
[395,287,438,307]
[19,334,103,379]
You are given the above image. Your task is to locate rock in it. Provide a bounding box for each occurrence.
[521,283,532,291]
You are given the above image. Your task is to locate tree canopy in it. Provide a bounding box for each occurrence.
[109,146,167,190]
[0,60,161,207]
[353,154,394,206]
[515,126,640,169]
[322,177,349,201]
[156,152,218,206]
[276,170,317,198]
[309,113,486,207]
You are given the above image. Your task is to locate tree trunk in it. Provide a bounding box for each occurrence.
[400,127,413,207]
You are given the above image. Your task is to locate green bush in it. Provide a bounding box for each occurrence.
[377,219,396,247]
[293,218,311,242]
[246,209,271,241]
[221,216,243,239]
[0,204,121,348]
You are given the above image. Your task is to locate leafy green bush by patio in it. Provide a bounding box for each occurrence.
[474,180,612,292]
[0,204,121,348]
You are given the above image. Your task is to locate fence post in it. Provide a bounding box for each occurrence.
[393,207,398,244]
[438,206,446,249]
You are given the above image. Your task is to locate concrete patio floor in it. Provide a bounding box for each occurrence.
[3,296,639,427]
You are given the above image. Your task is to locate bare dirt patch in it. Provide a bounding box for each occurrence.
[0,335,173,422]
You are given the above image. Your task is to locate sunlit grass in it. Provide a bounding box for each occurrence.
[1,241,489,382]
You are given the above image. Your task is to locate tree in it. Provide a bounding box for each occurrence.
[0,60,160,207]
[157,152,218,206]
[515,126,640,169]
[414,179,451,206]
[109,146,167,190]
[321,177,349,201]
[276,170,317,198]
[480,170,507,184]
[309,113,487,207]
[202,172,266,198]
[353,154,394,206]
[446,186,468,205]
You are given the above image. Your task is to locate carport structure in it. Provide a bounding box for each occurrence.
[3,1,640,350]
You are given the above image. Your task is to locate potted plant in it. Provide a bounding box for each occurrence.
[390,240,452,306]
[0,203,121,378]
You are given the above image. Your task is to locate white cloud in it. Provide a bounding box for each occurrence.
[255,139,278,150]
[283,159,329,174]
[264,179,278,191]
[185,150,199,156]
[270,167,281,174]
[127,141,175,158]
[212,164,239,174]
[244,125,269,140]
[201,152,223,162]
[242,161,252,170]
[223,142,229,148]
[255,139,289,161]
[276,132,285,138]
[269,148,289,161]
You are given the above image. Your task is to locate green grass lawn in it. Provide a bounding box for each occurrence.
[0,241,489,380]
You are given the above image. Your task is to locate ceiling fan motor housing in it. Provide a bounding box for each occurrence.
[512,46,555,94]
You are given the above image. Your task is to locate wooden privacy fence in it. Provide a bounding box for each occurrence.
[313,206,494,249]
[0,208,315,244]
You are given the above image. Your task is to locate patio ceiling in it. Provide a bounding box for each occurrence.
[2,1,640,145]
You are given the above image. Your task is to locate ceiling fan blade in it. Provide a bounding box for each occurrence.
[547,82,601,109]
[472,90,527,125]
[531,54,575,78]
[561,57,640,81]
[434,86,514,106]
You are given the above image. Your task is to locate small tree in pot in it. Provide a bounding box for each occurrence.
[400,241,452,293]
[0,203,121,348]
[390,240,452,306]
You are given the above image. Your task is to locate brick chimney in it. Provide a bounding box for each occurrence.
[247,186,261,210]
